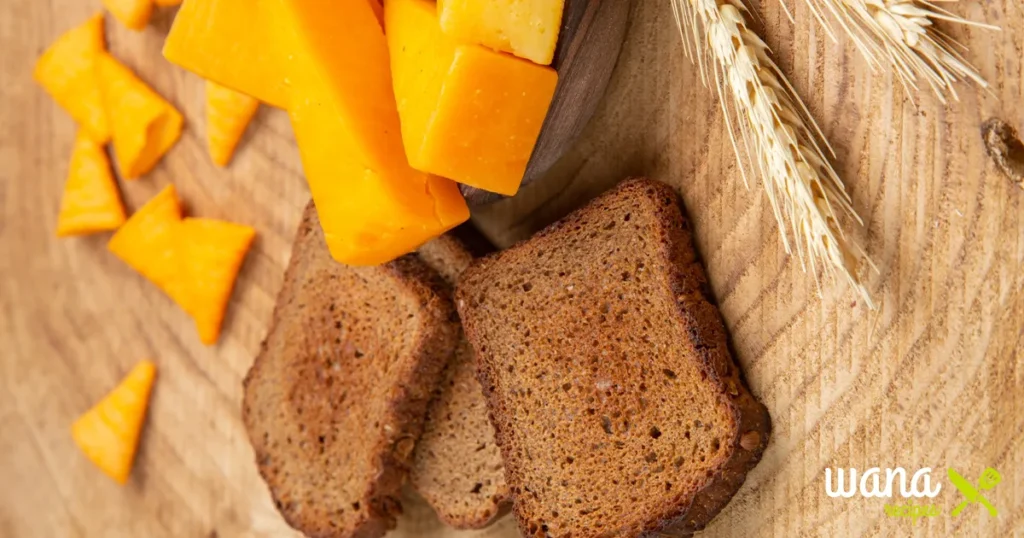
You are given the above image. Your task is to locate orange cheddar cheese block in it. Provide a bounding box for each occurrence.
[71,360,156,484]
[56,133,127,236]
[368,0,384,27]
[96,53,183,179]
[438,0,565,66]
[206,81,260,166]
[386,0,557,196]
[33,14,110,143]
[103,0,153,31]
[164,0,288,109]
[108,184,182,294]
[273,0,469,265]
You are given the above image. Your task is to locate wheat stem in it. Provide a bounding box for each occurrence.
[796,0,998,103]
[672,0,874,307]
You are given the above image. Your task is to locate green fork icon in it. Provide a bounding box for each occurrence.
[948,467,1000,517]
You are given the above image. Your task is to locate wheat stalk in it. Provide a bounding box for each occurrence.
[672,0,874,307]
[783,0,998,102]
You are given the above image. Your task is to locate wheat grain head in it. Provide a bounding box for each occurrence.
[791,0,997,102]
[672,0,874,307]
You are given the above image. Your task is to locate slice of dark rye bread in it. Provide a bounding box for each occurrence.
[410,234,511,529]
[455,178,771,537]
[243,202,460,538]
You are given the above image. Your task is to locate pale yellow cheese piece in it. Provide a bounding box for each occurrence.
[437,0,565,66]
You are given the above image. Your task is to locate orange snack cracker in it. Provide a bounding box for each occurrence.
[96,53,183,179]
[103,0,153,31]
[107,184,182,294]
[206,81,260,166]
[71,360,157,484]
[56,133,127,236]
[33,14,110,143]
[174,218,256,345]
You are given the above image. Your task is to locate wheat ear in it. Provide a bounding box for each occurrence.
[785,0,998,102]
[672,0,873,307]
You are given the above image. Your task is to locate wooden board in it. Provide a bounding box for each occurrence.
[1,0,1021,537]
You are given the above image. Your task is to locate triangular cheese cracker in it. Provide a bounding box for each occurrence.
[56,133,126,236]
[175,218,256,344]
[102,0,152,31]
[107,184,182,294]
[96,53,183,179]
[71,360,157,484]
[33,14,110,143]
[206,80,260,166]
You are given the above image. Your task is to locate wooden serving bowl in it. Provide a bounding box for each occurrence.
[460,0,632,207]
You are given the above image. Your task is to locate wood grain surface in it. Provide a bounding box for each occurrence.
[1,0,1022,537]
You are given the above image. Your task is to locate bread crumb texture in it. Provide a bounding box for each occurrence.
[243,202,458,538]
[411,234,510,529]
[456,178,770,537]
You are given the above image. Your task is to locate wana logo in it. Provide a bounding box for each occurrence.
[823,466,1002,521]
[825,467,941,498]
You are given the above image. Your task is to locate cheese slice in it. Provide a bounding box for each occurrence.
[164,0,381,109]
[164,0,288,108]
[274,0,468,265]
[438,0,565,66]
[387,0,558,196]
[367,0,384,27]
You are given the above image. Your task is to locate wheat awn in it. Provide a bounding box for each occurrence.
[672,0,874,306]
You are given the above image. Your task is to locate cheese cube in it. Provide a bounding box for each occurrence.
[438,0,565,66]
[387,0,558,196]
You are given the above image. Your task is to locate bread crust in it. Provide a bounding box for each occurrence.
[243,202,459,538]
[457,178,771,537]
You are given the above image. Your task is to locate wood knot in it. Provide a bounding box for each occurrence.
[739,431,761,451]
[981,118,1024,189]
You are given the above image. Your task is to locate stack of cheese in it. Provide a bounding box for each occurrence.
[164,0,563,266]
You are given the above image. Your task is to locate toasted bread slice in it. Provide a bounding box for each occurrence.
[243,202,459,538]
[411,232,510,529]
[456,178,771,537]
